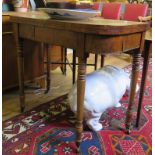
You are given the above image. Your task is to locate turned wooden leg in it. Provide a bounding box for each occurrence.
[44,44,51,94]
[94,54,98,70]
[76,57,86,153]
[125,51,141,134]
[101,55,105,68]
[17,38,25,112]
[136,41,151,127]
[72,50,76,84]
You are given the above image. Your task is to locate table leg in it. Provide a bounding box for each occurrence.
[125,51,141,133]
[101,55,105,68]
[72,50,76,84]
[136,41,151,127]
[17,38,25,112]
[76,57,86,153]
[44,44,51,94]
[94,54,98,70]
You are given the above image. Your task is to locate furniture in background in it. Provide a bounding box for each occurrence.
[43,44,67,93]
[10,11,147,152]
[30,0,68,82]
[100,2,122,67]
[2,13,44,91]
[45,46,66,73]
[3,14,18,90]
[2,13,64,91]
[91,2,101,10]
[123,3,148,21]
[101,2,122,19]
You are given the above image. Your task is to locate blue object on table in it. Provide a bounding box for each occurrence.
[2,3,14,12]
[2,3,9,12]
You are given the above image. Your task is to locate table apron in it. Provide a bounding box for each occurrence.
[19,24,35,40]
[18,24,77,49]
[18,24,142,55]
[85,33,142,54]
[35,27,79,49]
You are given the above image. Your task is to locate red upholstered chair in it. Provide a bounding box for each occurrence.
[100,3,149,67]
[99,3,122,67]
[101,3,122,20]
[123,3,148,21]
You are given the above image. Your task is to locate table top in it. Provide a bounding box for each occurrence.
[9,11,148,35]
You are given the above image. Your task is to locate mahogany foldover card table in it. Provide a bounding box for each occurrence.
[10,11,148,152]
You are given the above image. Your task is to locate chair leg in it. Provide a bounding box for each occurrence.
[101,55,105,68]
[94,54,98,70]
[72,50,76,84]
[60,47,67,75]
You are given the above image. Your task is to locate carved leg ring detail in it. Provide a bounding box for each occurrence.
[125,52,141,134]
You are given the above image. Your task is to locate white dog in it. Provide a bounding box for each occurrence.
[68,65,138,131]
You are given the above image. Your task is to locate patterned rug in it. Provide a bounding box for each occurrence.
[3,61,152,155]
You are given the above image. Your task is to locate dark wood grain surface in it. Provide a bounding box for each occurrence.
[9,11,148,35]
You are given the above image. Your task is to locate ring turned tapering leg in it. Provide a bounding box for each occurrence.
[76,57,86,153]
[125,51,141,133]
